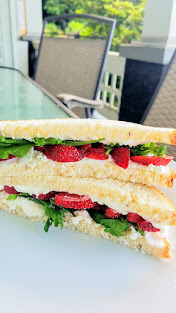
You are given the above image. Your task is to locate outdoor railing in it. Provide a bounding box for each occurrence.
[99,51,126,118]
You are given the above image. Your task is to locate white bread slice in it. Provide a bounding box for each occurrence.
[0,154,175,188]
[0,118,176,145]
[0,191,171,259]
[0,175,176,227]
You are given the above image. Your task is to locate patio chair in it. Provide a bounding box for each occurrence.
[34,13,116,118]
[141,50,176,158]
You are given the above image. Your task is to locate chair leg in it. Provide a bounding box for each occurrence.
[85,108,94,118]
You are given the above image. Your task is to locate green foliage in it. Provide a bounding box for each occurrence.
[33,137,62,146]
[90,210,144,237]
[43,0,146,50]
[7,194,68,233]
[90,211,132,238]
[130,143,167,157]
[0,144,34,159]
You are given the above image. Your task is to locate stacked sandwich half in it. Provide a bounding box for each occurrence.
[0,119,176,258]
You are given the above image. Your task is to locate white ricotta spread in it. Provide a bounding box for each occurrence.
[129,226,142,240]
[12,185,52,196]
[70,210,93,226]
[128,160,170,174]
[0,191,45,217]
[144,232,165,248]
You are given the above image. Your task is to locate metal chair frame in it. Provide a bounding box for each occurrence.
[34,13,116,118]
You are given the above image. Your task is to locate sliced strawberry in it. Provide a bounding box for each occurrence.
[44,145,83,162]
[137,220,160,232]
[33,191,56,200]
[54,192,97,209]
[34,146,47,153]
[130,155,174,166]
[111,147,130,169]
[92,204,104,210]
[105,207,121,219]
[126,213,143,223]
[84,144,108,160]
[78,144,91,157]
[0,154,16,162]
[4,186,20,194]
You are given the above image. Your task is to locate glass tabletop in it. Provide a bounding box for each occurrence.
[0,67,74,120]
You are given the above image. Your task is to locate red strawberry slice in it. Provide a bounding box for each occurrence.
[33,191,56,200]
[44,145,83,162]
[105,207,121,219]
[84,144,108,160]
[78,144,91,157]
[111,147,130,169]
[0,154,16,162]
[55,192,97,209]
[92,204,104,210]
[126,213,143,223]
[4,186,20,194]
[34,146,47,153]
[130,155,173,166]
[137,220,160,232]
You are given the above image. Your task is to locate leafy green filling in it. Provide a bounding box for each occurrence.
[0,136,105,159]
[130,143,167,157]
[33,137,105,147]
[0,136,167,160]
[7,193,68,232]
[89,210,144,237]
[7,194,144,237]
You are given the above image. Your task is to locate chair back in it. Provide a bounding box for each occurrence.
[35,14,116,101]
[142,51,176,158]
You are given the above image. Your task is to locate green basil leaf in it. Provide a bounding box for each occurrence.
[7,193,30,200]
[29,198,67,232]
[0,144,34,159]
[90,211,144,237]
[63,138,105,146]
[0,137,30,145]
[130,143,167,157]
[33,137,63,146]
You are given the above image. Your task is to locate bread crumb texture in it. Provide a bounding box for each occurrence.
[0,156,175,188]
[0,119,175,144]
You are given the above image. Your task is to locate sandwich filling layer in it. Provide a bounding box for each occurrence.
[0,136,174,181]
[0,190,170,251]
[1,185,167,234]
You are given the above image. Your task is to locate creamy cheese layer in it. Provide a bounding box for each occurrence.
[0,191,45,217]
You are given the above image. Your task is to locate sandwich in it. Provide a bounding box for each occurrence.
[0,175,175,259]
[0,118,175,259]
[0,119,175,187]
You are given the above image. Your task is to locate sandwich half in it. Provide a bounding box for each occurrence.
[0,119,175,187]
[0,175,175,259]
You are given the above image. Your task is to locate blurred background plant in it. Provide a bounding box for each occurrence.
[42,0,146,51]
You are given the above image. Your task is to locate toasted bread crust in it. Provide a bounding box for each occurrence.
[0,119,176,145]
[0,194,171,259]
[0,157,175,187]
[0,175,176,227]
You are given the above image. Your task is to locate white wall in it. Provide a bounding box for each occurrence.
[0,0,43,74]
[120,0,176,64]
[25,0,43,34]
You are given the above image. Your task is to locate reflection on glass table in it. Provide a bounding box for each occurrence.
[0,67,77,120]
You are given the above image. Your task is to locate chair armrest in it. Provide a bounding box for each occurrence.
[56,93,103,109]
